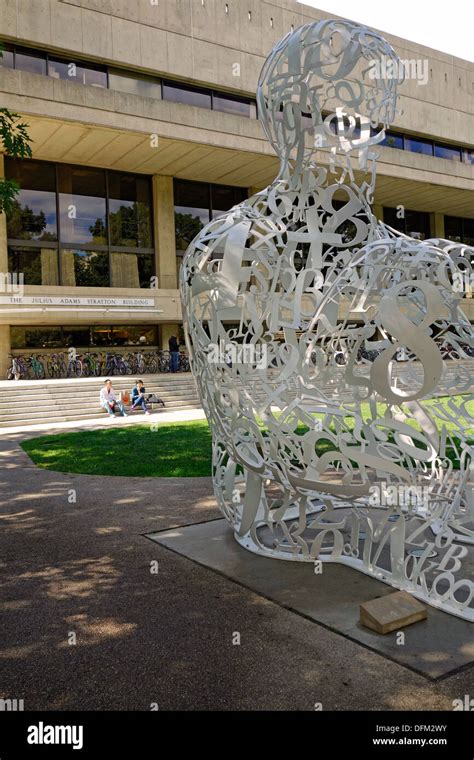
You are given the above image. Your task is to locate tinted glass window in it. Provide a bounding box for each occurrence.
[0,47,14,68]
[11,325,64,349]
[434,143,461,161]
[405,210,430,240]
[162,82,212,109]
[61,326,92,347]
[383,207,430,240]
[380,131,404,149]
[383,207,405,233]
[15,49,46,75]
[212,93,251,118]
[48,58,107,88]
[5,158,57,241]
[463,219,474,248]
[108,172,153,248]
[61,249,109,287]
[58,166,106,245]
[445,216,463,243]
[211,184,247,218]
[174,180,210,252]
[8,247,43,285]
[463,149,474,165]
[404,137,433,156]
[109,70,161,98]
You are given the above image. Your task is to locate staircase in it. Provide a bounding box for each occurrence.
[0,374,202,428]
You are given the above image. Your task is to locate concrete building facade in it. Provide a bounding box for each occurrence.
[0,0,472,377]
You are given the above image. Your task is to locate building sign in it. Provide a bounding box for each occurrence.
[0,296,156,307]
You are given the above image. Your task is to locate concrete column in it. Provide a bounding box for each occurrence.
[431,213,445,239]
[0,324,10,379]
[0,154,8,274]
[153,175,177,290]
[0,155,10,378]
[41,249,59,285]
[110,252,139,288]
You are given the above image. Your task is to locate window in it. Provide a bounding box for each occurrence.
[445,216,463,244]
[11,325,158,349]
[11,326,63,349]
[5,158,57,241]
[58,165,107,245]
[380,131,404,149]
[212,93,251,118]
[162,81,212,109]
[404,137,433,156]
[61,249,109,287]
[434,143,461,161]
[0,44,13,68]
[108,69,161,99]
[463,149,474,165]
[108,172,153,248]
[5,158,154,288]
[211,184,247,218]
[383,208,430,240]
[14,47,47,75]
[445,216,474,247]
[174,180,211,253]
[90,325,158,347]
[174,180,247,253]
[0,39,255,119]
[48,57,107,88]
[7,247,44,285]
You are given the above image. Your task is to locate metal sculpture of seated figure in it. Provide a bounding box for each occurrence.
[180,19,474,620]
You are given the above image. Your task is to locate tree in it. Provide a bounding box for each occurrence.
[0,44,33,214]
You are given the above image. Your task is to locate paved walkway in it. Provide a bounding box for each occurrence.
[0,425,473,710]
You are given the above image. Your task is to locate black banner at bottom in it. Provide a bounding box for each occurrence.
[0,710,472,757]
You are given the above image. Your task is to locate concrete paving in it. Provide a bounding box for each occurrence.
[149,520,474,679]
[0,425,473,710]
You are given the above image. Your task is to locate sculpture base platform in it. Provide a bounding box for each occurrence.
[146,519,474,680]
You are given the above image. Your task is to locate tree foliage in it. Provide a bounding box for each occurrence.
[0,43,33,214]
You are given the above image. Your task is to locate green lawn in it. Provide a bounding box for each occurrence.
[21,420,213,478]
[21,396,472,478]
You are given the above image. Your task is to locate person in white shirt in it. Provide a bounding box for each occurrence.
[100,379,127,418]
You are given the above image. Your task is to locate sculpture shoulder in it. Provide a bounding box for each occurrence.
[182,187,275,262]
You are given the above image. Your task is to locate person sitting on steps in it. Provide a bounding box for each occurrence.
[131,379,151,415]
[100,379,127,418]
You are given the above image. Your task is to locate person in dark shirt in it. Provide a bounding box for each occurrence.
[169,335,180,372]
[131,379,150,414]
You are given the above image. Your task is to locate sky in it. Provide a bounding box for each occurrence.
[298,0,473,62]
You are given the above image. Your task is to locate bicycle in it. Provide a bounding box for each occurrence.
[47,353,67,379]
[28,354,46,379]
[6,354,27,380]
[179,352,190,372]
[67,357,83,378]
[158,350,171,373]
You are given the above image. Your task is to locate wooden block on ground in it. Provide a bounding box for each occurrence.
[360,591,427,634]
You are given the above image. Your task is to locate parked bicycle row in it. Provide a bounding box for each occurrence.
[6,349,191,380]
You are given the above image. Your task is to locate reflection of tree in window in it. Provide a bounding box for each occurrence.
[109,203,152,248]
[73,250,109,287]
[7,199,57,241]
[88,217,107,245]
[175,212,205,252]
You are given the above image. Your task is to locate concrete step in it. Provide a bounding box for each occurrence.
[0,373,202,428]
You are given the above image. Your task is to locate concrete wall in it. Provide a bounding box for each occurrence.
[1,0,473,145]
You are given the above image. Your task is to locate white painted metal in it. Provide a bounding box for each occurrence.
[181,19,474,620]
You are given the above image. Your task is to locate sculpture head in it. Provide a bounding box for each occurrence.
[257,18,404,174]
